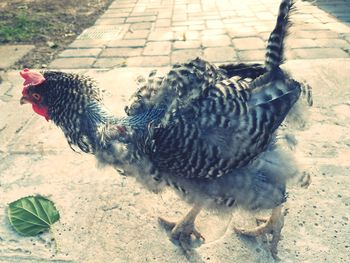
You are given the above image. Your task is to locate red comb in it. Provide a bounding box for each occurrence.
[20,68,45,87]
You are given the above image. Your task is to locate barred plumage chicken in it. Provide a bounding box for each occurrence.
[19,0,309,259]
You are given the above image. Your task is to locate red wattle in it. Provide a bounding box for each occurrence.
[32,104,50,121]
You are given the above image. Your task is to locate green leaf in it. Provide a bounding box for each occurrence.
[7,195,60,236]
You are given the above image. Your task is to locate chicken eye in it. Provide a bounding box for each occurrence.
[32,93,41,101]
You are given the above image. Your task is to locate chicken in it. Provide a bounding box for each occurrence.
[19,0,309,259]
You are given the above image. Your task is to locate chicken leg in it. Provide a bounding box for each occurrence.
[233,205,285,260]
[158,204,205,253]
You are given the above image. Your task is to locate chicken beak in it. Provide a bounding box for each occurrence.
[20,96,30,105]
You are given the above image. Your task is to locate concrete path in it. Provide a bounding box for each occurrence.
[1,0,350,262]
[0,46,35,70]
[47,0,350,69]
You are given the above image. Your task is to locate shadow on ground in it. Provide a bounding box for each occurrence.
[306,0,350,24]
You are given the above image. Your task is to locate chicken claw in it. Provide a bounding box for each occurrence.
[158,204,204,253]
[234,206,285,260]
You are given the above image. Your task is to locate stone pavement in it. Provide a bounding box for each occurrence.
[48,0,350,69]
[0,46,35,70]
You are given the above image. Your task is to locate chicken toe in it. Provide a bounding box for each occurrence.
[158,204,204,253]
[234,206,285,260]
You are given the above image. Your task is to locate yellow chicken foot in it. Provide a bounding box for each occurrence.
[233,205,285,260]
[158,204,205,253]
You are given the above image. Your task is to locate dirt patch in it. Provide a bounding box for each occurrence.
[0,0,113,69]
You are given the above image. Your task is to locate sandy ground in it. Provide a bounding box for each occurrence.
[0,59,350,262]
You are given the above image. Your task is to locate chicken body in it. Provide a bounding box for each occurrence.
[19,0,306,259]
[97,59,300,214]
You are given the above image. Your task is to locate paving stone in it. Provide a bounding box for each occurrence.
[109,3,135,8]
[200,1,217,12]
[227,26,257,38]
[156,19,171,28]
[172,14,188,22]
[77,25,127,42]
[0,45,34,69]
[148,30,174,41]
[95,18,126,25]
[173,40,201,49]
[220,11,236,19]
[126,16,157,23]
[223,17,255,24]
[232,37,265,50]
[254,22,275,33]
[107,39,146,48]
[143,42,171,55]
[100,12,130,18]
[206,20,225,29]
[293,13,316,21]
[173,5,186,12]
[203,47,237,62]
[174,31,200,41]
[293,22,329,31]
[105,6,134,12]
[194,15,221,20]
[132,4,146,13]
[69,40,110,48]
[237,49,265,61]
[103,9,132,15]
[130,23,153,30]
[248,3,267,11]
[171,25,187,31]
[158,11,172,19]
[288,38,318,49]
[202,35,231,47]
[188,24,206,31]
[93,58,126,68]
[124,30,150,39]
[108,5,134,11]
[258,32,271,41]
[188,4,201,11]
[291,48,349,59]
[126,56,170,66]
[284,49,295,60]
[130,11,158,17]
[173,20,204,27]
[314,38,350,48]
[100,48,143,57]
[294,30,340,39]
[324,22,350,33]
[171,49,202,64]
[189,12,219,18]
[312,12,334,23]
[58,48,102,58]
[49,58,95,69]
[255,11,274,20]
[201,29,227,37]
